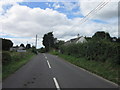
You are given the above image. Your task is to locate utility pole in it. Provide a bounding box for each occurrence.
[35,34,37,49]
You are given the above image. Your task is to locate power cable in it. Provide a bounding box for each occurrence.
[79,0,111,25]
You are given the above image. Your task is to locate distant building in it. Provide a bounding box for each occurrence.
[111,37,117,42]
[18,46,25,50]
[10,46,18,52]
[10,46,26,52]
[76,36,87,43]
[64,36,87,45]
[10,47,17,52]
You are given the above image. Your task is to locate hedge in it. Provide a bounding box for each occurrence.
[60,40,120,65]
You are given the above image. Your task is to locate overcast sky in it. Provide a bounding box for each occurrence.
[0,0,119,48]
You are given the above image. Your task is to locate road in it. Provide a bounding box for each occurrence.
[2,53,119,89]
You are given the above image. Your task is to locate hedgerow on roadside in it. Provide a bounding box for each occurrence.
[60,40,120,65]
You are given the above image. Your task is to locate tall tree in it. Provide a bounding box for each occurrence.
[20,43,25,47]
[2,38,13,51]
[26,44,31,49]
[42,32,54,51]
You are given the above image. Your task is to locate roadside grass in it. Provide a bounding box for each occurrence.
[50,51,119,85]
[2,51,35,79]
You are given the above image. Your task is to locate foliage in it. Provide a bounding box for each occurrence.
[92,31,111,41]
[20,43,25,47]
[60,40,120,65]
[54,40,65,50]
[50,50,59,55]
[2,38,13,51]
[43,32,55,52]
[38,47,46,53]
[116,38,120,42]
[52,53,119,84]
[31,46,38,54]
[26,44,31,49]
[3,51,35,79]
[2,51,11,65]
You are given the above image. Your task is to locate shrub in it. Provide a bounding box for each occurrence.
[32,49,38,54]
[2,39,13,51]
[2,52,11,65]
[60,40,120,65]
[39,47,46,53]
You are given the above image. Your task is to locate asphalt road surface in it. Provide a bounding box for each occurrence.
[2,53,119,89]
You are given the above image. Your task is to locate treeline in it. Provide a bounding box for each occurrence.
[2,38,33,51]
[60,32,120,65]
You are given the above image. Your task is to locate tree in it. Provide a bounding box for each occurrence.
[116,37,120,43]
[54,40,65,49]
[31,46,38,54]
[42,32,55,51]
[26,44,31,49]
[20,43,25,47]
[2,38,13,51]
[92,31,111,41]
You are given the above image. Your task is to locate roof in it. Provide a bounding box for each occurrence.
[64,36,86,45]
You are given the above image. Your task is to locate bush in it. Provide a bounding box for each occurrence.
[60,40,120,65]
[2,52,11,65]
[39,47,46,53]
[29,46,38,54]
[2,39,13,51]
[32,49,38,54]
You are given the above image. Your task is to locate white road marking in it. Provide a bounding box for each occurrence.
[43,53,48,59]
[53,77,60,90]
[47,60,51,68]
[45,56,47,59]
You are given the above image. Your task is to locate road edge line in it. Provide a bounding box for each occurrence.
[53,54,119,87]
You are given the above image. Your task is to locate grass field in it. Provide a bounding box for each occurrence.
[50,51,119,85]
[2,51,35,79]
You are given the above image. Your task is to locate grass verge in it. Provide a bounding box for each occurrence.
[50,51,119,85]
[2,51,35,80]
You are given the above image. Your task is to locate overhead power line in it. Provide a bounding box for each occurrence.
[78,0,111,25]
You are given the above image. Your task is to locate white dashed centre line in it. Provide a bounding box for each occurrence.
[45,56,47,59]
[47,60,51,68]
[43,53,48,59]
[53,77,60,90]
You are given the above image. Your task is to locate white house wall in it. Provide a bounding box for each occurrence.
[76,37,87,43]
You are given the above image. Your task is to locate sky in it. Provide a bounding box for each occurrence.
[0,0,119,48]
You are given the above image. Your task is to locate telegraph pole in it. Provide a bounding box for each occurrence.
[35,34,37,49]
